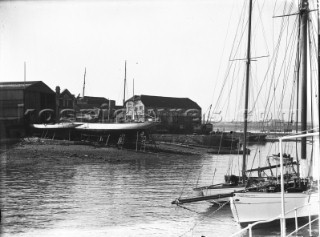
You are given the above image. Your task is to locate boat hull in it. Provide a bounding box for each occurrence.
[230,192,318,224]
[74,121,157,133]
[31,123,81,129]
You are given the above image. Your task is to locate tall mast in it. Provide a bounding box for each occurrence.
[132,78,135,121]
[24,62,26,89]
[318,0,320,129]
[300,0,309,161]
[24,62,26,82]
[133,78,135,96]
[82,67,86,97]
[242,0,253,181]
[123,60,127,106]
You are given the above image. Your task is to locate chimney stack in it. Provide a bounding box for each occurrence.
[55,86,60,123]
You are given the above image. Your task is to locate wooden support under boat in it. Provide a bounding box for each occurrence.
[106,134,110,146]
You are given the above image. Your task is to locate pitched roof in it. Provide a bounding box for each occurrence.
[82,96,109,104]
[0,81,55,94]
[60,89,75,98]
[0,81,40,90]
[127,95,201,110]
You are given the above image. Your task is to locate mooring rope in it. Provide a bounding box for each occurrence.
[179,168,192,199]
[177,200,231,237]
[176,204,202,214]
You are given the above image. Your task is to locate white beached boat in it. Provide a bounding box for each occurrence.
[31,122,82,129]
[74,120,157,132]
[73,61,158,134]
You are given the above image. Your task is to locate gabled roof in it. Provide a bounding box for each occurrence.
[0,81,55,94]
[60,89,75,98]
[126,95,201,110]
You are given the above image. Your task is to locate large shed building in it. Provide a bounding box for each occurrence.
[0,81,55,138]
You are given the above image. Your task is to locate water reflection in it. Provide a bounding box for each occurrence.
[1,142,317,236]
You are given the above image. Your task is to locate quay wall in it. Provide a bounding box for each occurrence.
[151,133,238,148]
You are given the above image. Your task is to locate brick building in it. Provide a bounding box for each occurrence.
[74,96,116,122]
[125,95,201,133]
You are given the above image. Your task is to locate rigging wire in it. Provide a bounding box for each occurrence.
[250,0,300,158]
[251,2,295,117]
[277,19,299,122]
[211,0,248,118]
[308,14,317,176]
[222,60,243,118]
[257,0,270,56]
[309,17,319,77]
[260,12,297,125]
[208,0,235,113]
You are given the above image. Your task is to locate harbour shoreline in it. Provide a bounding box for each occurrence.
[0,133,246,162]
[0,137,203,167]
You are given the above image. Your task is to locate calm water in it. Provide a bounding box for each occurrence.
[0,142,318,237]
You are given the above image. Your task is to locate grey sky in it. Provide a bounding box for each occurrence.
[1,0,317,122]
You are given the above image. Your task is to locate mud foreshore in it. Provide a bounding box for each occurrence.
[0,133,250,167]
[0,137,207,168]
